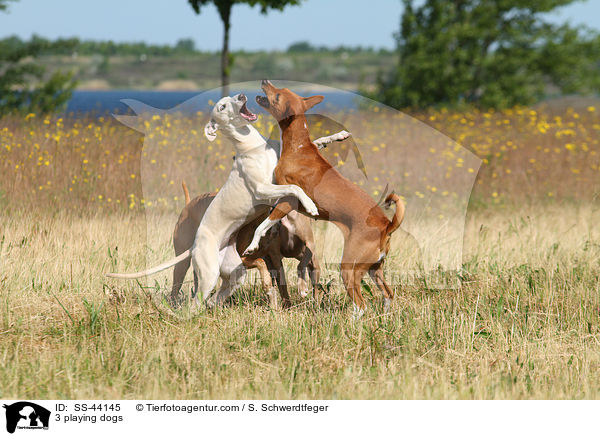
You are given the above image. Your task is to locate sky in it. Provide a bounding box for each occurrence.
[0,0,599,51]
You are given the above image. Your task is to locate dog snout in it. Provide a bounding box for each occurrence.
[256,95,269,108]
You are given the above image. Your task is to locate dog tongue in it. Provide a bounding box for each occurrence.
[240,102,257,121]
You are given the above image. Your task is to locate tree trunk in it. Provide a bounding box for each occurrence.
[220,6,231,97]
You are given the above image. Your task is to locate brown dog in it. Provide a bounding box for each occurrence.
[245,80,405,315]
[171,182,320,308]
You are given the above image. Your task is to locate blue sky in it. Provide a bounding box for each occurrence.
[1,0,599,51]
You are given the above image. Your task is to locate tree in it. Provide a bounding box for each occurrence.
[0,1,76,115]
[188,0,303,96]
[175,37,196,53]
[287,41,314,53]
[371,0,600,109]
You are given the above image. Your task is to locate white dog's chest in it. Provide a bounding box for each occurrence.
[198,145,278,245]
[235,146,278,183]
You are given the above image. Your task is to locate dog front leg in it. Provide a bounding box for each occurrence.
[313,130,351,149]
[251,183,318,216]
[243,200,295,256]
[244,217,281,255]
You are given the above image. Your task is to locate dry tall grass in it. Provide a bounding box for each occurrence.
[1,105,599,399]
[1,204,599,399]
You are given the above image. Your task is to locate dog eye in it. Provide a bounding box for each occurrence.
[219,104,226,111]
[276,94,280,103]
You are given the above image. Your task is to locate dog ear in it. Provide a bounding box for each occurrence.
[303,95,324,111]
[204,119,219,141]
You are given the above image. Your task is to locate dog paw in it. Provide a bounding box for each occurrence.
[336,130,351,141]
[205,298,216,309]
[384,298,392,312]
[303,198,318,216]
[267,289,280,309]
[167,293,184,309]
[352,304,365,320]
[299,287,309,299]
[243,242,259,256]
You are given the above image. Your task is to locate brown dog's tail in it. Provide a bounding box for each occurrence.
[182,181,191,205]
[384,193,405,235]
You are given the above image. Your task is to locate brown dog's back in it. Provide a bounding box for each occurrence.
[173,188,215,256]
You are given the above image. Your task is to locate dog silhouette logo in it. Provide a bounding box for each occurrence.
[112,80,481,293]
[2,402,50,434]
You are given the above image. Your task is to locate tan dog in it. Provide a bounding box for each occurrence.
[246,81,405,316]
[172,182,320,308]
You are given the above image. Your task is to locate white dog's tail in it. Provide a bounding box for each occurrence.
[106,249,191,279]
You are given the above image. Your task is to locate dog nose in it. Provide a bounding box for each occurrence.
[238,93,246,102]
[261,79,271,87]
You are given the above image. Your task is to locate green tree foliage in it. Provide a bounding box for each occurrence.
[0,0,12,10]
[188,0,303,95]
[372,0,600,109]
[1,35,189,57]
[287,41,315,53]
[0,1,76,115]
[175,38,196,53]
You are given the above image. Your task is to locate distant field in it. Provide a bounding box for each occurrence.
[37,50,394,91]
[1,104,599,399]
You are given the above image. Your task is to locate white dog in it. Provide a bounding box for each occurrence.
[107,93,348,307]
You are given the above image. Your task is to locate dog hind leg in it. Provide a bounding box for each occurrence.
[208,244,249,307]
[308,255,322,300]
[209,263,246,307]
[170,256,192,307]
[191,229,221,305]
[296,248,312,298]
[242,257,278,308]
[341,265,367,319]
[192,271,198,298]
[267,255,291,309]
[340,239,381,317]
[368,263,394,312]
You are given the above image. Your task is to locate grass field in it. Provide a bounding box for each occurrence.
[1,104,599,399]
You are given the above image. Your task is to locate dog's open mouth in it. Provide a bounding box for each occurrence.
[256,95,270,109]
[239,101,257,122]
